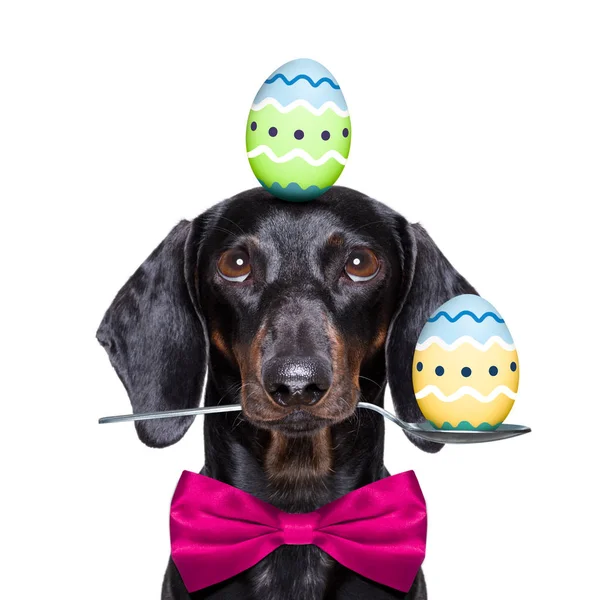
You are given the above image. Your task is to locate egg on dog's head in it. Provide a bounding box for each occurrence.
[246,58,351,202]
[412,295,519,430]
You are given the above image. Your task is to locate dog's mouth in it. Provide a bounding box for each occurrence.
[260,408,335,435]
[240,384,358,436]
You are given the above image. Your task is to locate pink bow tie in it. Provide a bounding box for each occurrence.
[170,470,427,593]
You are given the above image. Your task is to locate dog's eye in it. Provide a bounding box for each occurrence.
[217,249,251,282]
[344,248,380,282]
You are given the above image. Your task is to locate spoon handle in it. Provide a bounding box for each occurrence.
[98,403,243,424]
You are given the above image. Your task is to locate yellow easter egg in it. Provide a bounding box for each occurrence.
[412,295,519,430]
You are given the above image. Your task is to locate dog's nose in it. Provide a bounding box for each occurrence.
[262,357,332,407]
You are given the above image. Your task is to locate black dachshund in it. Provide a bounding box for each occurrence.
[97,186,475,600]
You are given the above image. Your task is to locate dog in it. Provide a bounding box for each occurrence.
[97,186,475,599]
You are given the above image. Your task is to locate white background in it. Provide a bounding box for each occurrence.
[1,2,599,598]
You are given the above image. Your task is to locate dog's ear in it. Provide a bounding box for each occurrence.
[96,216,210,448]
[385,216,477,453]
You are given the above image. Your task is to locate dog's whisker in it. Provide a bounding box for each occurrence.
[214,381,247,406]
[358,375,383,390]
[211,225,244,238]
[230,412,246,431]
[351,397,362,444]
[219,216,247,235]
[346,219,391,234]
[230,384,263,431]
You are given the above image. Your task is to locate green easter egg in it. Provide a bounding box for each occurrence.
[246,59,351,202]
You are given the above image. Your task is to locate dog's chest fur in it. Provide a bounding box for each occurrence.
[250,545,334,600]
[248,485,335,600]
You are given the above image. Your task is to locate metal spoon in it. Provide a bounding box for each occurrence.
[99,402,530,444]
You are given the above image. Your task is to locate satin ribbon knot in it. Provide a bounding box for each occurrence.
[280,512,318,545]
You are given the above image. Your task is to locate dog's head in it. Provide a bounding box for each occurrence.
[97,187,474,451]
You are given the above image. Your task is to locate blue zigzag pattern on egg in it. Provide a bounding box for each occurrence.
[254,58,348,111]
[418,295,514,346]
[264,73,340,89]
[428,310,505,324]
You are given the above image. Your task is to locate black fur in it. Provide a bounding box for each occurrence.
[97,187,476,599]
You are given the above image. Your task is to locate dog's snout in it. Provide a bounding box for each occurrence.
[263,357,332,407]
